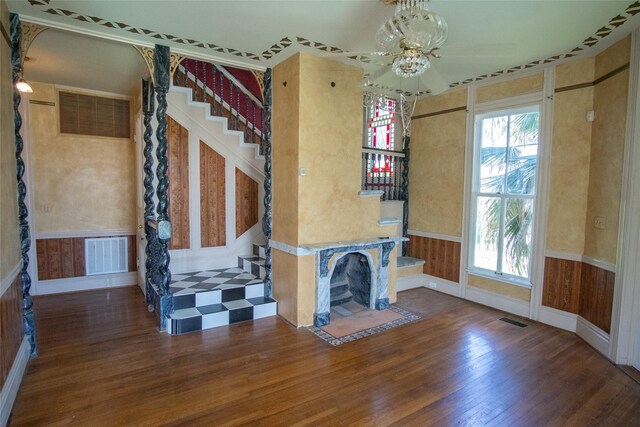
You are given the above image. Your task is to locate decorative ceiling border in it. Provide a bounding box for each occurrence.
[23,0,640,92]
[449,0,640,88]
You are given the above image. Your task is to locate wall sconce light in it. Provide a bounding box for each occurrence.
[16,76,33,93]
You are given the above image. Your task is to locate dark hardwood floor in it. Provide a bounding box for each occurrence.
[10,286,640,426]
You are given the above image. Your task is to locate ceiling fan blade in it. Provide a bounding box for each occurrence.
[323,51,396,58]
[364,63,450,98]
[363,66,393,83]
[418,65,450,95]
[438,43,517,58]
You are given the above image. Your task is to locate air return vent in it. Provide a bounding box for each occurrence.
[499,317,529,328]
[85,237,128,276]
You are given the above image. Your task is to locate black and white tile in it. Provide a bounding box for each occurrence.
[166,247,277,335]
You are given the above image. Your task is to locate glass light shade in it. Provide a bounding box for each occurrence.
[391,53,430,77]
[16,78,33,93]
[376,2,448,53]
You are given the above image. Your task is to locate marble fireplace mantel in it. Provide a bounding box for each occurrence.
[271,237,407,327]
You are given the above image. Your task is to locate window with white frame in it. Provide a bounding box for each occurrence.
[470,104,540,283]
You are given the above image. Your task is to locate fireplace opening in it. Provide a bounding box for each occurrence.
[330,253,372,310]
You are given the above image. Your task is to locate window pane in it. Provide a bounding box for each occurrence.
[473,196,501,271]
[507,112,539,195]
[480,116,508,193]
[501,198,534,278]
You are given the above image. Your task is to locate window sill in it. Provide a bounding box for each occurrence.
[467,268,532,289]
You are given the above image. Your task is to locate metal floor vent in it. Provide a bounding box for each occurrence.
[499,317,529,328]
[85,237,128,276]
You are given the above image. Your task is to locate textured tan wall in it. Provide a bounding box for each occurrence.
[29,82,136,234]
[272,249,315,326]
[476,73,544,103]
[547,58,594,253]
[468,274,531,301]
[583,37,630,263]
[297,53,390,244]
[413,88,466,117]
[409,110,466,237]
[272,54,300,246]
[0,3,21,278]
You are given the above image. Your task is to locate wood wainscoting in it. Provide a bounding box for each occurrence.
[0,273,23,389]
[235,168,259,238]
[542,256,615,333]
[167,115,190,250]
[200,141,226,248]
[407,234,460,283]
[35,236,137,281]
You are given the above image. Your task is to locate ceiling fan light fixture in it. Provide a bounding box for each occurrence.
[392,52,430,77]
[377,0,448,59]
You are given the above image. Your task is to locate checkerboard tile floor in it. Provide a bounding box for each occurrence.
[165,245,277,335]
[170,267,263,295]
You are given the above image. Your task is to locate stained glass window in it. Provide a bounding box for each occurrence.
[365,99,395,175]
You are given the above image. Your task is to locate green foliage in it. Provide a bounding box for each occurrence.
[479,111,539,277]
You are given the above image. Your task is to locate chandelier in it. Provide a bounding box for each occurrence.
[377,0,448,78]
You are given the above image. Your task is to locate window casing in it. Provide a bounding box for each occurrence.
[470,104,541,284]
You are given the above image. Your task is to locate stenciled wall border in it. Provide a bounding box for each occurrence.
[22,0,640,90]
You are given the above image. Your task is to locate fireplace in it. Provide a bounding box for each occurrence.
[302,237,403,327]
[330,252,373,309]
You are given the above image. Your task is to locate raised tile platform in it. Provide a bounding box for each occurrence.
[166,244,277,334]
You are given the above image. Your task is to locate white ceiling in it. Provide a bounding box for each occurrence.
[8,0,640,97]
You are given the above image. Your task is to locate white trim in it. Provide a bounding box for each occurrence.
[0,337,30,427]
[407,230,462,243]
[396,273,459,297]
[270,240,314,257]
[474,91,544,114]
[358,190,384,198]
[19,15,266,73]
[610,28,640,366]
[544,250,583,262]
[576,316,611,357]
[1,262,22,298]
[36,272,137,295]
[396,275,423,292]
[35,229,136,239]
[538,306,578,332]
[422,274,460,297]
[581,255,616,273]
[529,67,555,321]
[459,86,476,299]
[465,285,531,318]
[55,84,131,100]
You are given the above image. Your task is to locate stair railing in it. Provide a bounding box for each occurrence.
[174,59,266,155]
[361,147,406,201]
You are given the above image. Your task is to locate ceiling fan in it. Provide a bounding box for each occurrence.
[360,0,450,99]
[322,0,450,101]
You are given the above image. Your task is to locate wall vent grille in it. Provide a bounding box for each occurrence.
[85,237,128,276]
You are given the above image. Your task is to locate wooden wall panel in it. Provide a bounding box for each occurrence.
[579,263,615,333]
[407,235,461,283]
[542,257,582,314]
[167,115,190,250]
[235,168,259,238]
[36,236,137,281]
[200,141,226,247]
[0,274,23,390]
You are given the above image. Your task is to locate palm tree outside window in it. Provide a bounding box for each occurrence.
[470,105,540,282]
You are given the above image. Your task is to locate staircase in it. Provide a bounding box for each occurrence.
[167,244,276,334]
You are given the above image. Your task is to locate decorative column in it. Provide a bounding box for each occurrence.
[399,96,413,257]
[10,13,37,356]
[142,79,157,310]
[154,45,173,329]
[261,68,273,297]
